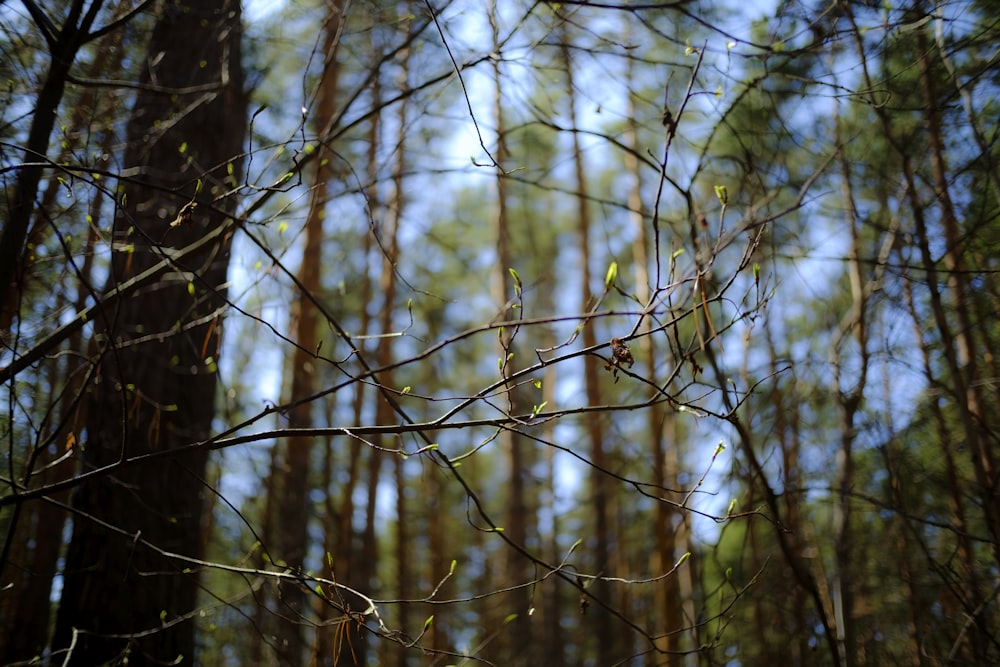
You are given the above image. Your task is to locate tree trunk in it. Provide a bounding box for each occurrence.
[0,35,123,656]
[52,1,245,664]
[829,103,868,667]
[622,36,690,665]
[269,3,345,664]
[915,27,1000,553]
[559,28,616,665]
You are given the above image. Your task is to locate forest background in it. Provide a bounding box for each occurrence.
[1,0,999,665]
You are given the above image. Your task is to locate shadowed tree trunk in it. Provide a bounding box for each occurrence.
[0,15,127,658]
[0,0,106,329]
[51,1,245,664]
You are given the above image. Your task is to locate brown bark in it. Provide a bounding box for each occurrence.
[376,33,412,667]
[486,4,533,662]
[0,26,123,651]
[252,440,282,666]
[915,28,1000,550]
[269,3,345,664]
[764,324,811,663]
[542,432,566,666]
[622,40,690,666]
[900,246,982,660]
[51,1,245,664]
[358,70,403,667]
[558,29,617,665]
[0,38,124,656]
[394,455,411,667]
[848,5,1000,561]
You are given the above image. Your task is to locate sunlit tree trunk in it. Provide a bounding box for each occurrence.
[52,1,246,663]
[276,3,345,664]
[357,143,403,665]
[486,4,533,663]
[621,35,692,666]
[252,444,281,665]
[316,244,370,664]
[314,419,342,661]
[558,28,617,665]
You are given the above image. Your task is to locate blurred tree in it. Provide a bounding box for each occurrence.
[259,2,345,664]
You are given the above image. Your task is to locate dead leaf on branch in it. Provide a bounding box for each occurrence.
[169,200,198,227]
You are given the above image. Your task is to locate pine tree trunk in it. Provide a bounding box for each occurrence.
[268,3,345,663]
[558,29,617,665]
[52,1,245,664]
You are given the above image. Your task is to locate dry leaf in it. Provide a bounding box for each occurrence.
[169,200,198,227]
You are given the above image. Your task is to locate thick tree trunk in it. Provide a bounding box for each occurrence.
[52,2,245,664]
